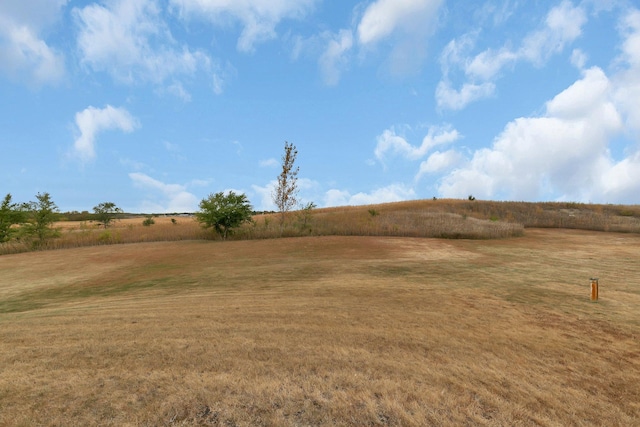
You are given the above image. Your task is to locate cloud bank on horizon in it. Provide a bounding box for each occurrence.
[1,0,638,212]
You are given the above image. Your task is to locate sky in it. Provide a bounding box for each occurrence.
[1,0,639,213]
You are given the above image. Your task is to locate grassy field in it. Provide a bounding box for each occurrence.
[4,198,640,256]
[1,228,639,426]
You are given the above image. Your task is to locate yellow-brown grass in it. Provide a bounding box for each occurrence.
[1,229,639,426]
[3,200,640,256]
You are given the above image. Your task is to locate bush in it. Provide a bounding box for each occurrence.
[196,191,253,240]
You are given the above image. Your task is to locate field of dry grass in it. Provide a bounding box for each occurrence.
[3,199,640,256]
[1,228,639,426]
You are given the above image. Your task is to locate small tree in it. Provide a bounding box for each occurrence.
[23,192,60,244]
[196,191,253,240]
[0,193,27,243]
[93,202,123,228]
[272,141,299,229]
[296,201,316,231]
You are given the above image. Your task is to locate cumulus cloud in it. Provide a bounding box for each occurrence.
[436,65,640,202]
[170,0,317,53]
[72,105,139,163]
[74,0,211,91]
[437,1,587,110]
[251,180,276,211]
[416,149,463,179]
[0,0,66,86]
[129,172,199,213]
[374,126,460,162]
[324,184,416,207]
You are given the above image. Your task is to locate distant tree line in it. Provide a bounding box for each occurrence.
[0,193,126,247]
[2,141,315,248]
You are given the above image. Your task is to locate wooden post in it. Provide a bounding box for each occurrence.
[590,278,599,301]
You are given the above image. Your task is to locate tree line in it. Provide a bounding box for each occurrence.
[1,141,310,248]
[0,194,126,246]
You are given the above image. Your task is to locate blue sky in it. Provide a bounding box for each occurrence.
[1,0,639,213]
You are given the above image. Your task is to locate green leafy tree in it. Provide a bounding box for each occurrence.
[196,191,253,240]
[23,192,60,244]
[0,194,27,243]
[272,141,299,229]
[93,202,123,228]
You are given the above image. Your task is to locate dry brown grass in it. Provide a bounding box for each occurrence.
[0,216,209,255]
[4,199,640,256]
[1,229,639,426]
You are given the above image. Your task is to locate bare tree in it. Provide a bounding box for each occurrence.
[272,141,299,229]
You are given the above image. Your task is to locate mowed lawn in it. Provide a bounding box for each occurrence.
[1,229,639,426]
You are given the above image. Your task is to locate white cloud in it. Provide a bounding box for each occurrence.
[290,28,354,86]
[519,0,587,65]
[438,1,588,110]
[435,80,495,111]
[416,149,463,179]
[570,48,587,69]
[323,184,416,207]
[613,9,640,135]
[162,81,192,102]
[436,66,634,202]
[545,67,613,119]
[72,105,139,163]
[129,172,199,213]
[374,126,460,162]
[211,61,235,95]
[0,0,66,86]
[251,180,276,211]
[74,0,211,89]
[356,0,443,74]
[465,47,518,81]
[319,29,353,86]
[357,0,442,46]
[599,152,640,202]
[619,9,640,67]
[476,0,518,27]
[170,0,317,53]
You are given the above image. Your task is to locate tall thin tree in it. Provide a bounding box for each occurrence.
[272,141,299,229]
